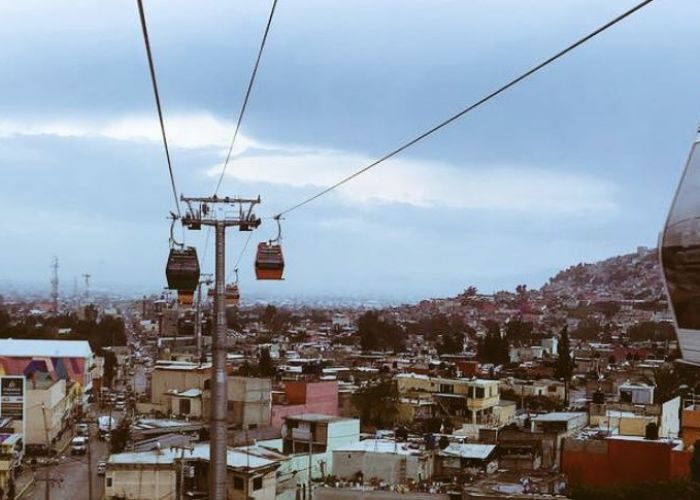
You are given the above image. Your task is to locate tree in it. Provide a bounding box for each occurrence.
[262,305,277,329]
[555,325,573,405]
[102,350,117,388]
[437,332,464,355]
[357,311,404,352]
[110,418,131,453]
[257,348,276,377]
[691,439,700,483]
[352,380,400,429]
[477,321,509,365]
[505,318,534,345]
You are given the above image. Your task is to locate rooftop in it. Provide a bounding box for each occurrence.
[109,442,281,470]
[0,339,93,358]
[532,412,587,422]
[285,413,354,424]
[334,439,426,456]
[439,443,497,460]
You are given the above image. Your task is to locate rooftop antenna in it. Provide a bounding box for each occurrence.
[50,257,59,313]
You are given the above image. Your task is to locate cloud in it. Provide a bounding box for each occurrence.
[0,113,617,214]
[0,113,263,154]
[207,150,618,214]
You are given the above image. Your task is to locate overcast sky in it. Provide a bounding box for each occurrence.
[1,0,700,302]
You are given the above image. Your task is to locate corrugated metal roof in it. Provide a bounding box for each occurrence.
[108,442,280,470]
[439,443,496,460]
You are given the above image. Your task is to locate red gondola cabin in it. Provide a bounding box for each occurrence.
[255,242,284,280]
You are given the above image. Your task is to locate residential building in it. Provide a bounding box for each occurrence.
[105,443,282,500]
[396,374,500,424]
[562,435,691,487]
[149,361,211,408]
[271,380,338,428]
[25,378,77,452]
[333,439,434,484]
[0,339,96,398]
[436,443,498,477]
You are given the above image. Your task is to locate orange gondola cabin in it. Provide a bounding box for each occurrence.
[255,242,284,280]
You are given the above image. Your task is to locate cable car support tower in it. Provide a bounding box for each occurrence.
[180,195,261,499]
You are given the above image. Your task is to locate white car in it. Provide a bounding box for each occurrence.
[70,436,88,455]
[97,461,107,475]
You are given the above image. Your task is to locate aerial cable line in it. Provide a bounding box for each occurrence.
[274,0,655,218]
[213,0,280,195]
[136,0,181,218]
[226,231,255,281]
[202,0,280,271]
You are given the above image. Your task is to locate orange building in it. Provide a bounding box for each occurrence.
[562,435,691,487]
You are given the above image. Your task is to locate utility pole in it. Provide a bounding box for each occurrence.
[87,422,93,500]
[41,403,51,500]
[195,274,213,365]
[50,257,59,313]
[172,444,194,500]
[180,195,261,500]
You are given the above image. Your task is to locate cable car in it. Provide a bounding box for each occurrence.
[255,242,284,280]
[255,217,285,280]
[660,124,700,365]
[178,290,194,307]
[165,246,201,291]
[225,284,240,306]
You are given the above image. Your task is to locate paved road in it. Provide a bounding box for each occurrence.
[30,438,108,500]
[133,364,147,395]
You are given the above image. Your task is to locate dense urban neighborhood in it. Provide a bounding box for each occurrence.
[0,247,699,499]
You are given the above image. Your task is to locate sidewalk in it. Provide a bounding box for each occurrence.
[14,469,35,499]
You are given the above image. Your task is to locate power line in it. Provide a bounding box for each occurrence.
[227,230,254,281]
[203,0,279,271]
[274,0,655,218]
[136,0,181,218]
[213,0,280,195]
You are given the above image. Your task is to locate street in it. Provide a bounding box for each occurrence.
[30,438,108,500]
[132,364,147,396]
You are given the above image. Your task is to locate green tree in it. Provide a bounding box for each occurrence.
[102,350,117,388]
[110,418,131,453]
[477,321,509,365]
[555,325,573,404]
[352,380,400,429]
[257,348,276,377]
[357,311,404,352]
[437,332,464,355]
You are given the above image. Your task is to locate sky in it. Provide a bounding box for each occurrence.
[1,0,700,302]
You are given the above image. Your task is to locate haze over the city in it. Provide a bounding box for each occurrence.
[2,0,700,300]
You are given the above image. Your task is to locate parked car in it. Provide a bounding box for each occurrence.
[76,422,89,436]
[70,436,88,455]
[97,461,107,475]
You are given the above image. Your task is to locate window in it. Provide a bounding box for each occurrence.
[475,387,485,399]
[106,477,112,488]
[253,476,263,490]
[233,476,244,490]
[439,384,454,394]
[180,399,191,415]
[661,130,700,364]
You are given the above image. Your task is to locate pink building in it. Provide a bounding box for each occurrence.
[271,380,338,428]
